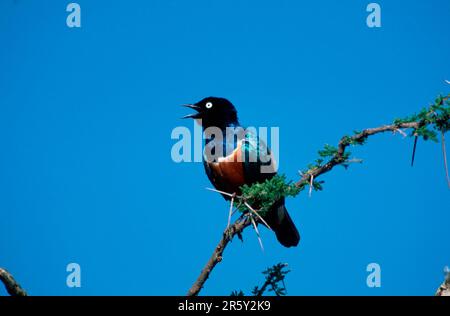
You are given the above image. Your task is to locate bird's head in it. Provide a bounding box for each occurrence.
[183,97,239,129]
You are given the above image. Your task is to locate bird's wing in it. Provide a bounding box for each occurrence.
[241,130,277,184]
[202,129,277,197]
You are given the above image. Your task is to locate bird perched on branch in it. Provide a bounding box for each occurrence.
[183,97,300,247]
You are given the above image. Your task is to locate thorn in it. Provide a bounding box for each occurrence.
[394,128,407,138]
[227,196,235,229]
[250,216,264,252]
[441,132,450,189]
[345,158,363,164]
[244,202,272,231]
[206,187,234,197]
[237,231,243,242]
[309,174,314,198]
[411,136,418,167]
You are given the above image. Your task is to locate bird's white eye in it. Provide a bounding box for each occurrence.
[205,102,213,109]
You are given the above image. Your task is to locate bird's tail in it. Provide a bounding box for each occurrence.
[265,199,300,248]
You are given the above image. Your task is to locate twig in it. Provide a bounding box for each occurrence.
[253,276,272,297]
[294,121,422,188]
[0,268,27,296]
[253,263,289,296]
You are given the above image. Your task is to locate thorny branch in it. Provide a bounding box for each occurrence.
[435,267,450,296]
[187,94,450,296]
[1,95,449,297]
[0,268,27,296]
[294,121,420,188]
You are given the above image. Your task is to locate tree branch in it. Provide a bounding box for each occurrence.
[187,122,419,297]
[435,267,450,296]
[188,94,450,296]
[295,122,419,188]
[0,268,27,296]
[252,263,289,296]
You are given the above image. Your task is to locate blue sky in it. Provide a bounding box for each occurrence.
[0,0,449,295]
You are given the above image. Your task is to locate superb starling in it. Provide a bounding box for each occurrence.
[183,97,300,248]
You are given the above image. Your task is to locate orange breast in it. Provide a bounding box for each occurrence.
[209,143,246,193]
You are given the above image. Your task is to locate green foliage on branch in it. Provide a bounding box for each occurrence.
[394,94,450,141]
[231,263,290,296]
[318,144,339,158]
[236,94,449,218]
[238,175,300,216]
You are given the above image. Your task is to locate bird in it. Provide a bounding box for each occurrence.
[183,97,300,248]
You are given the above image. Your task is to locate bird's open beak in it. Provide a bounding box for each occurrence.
[182,104,202,119]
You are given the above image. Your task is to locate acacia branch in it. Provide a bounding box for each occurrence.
[0,268,27,296]
[188,94,450,296]
[295,122,419,187]
[253,263,289,296]
[435,267,450,296]
[435,280,450,296]
[187,121,420,297]
[253,279,271,297]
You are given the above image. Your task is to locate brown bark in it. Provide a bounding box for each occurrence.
[0,268,27,296]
